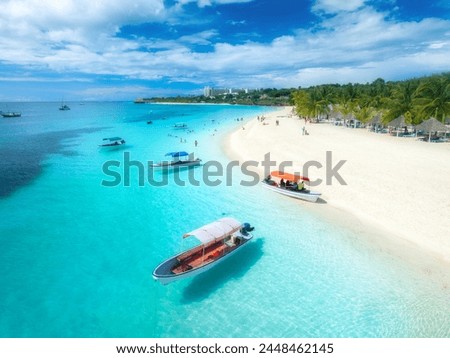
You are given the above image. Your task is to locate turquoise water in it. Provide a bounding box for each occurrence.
[0,102,449,338]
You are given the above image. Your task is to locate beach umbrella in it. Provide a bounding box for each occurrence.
[369,113,382,125]
[388,115,406,128]
[415,117,449,142]
[369,113,383,132]
[387,115,407,136]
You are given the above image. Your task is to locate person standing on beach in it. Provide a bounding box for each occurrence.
[195,140,198,147]
[302,126,305,135]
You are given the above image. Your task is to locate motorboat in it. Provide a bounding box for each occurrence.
[151,151,201,169]
[59,104,70,111]
[153,218,255,285]
[261,170,321,203]
[1,111,21,117]
[99,137,126,147]
[173,122,188,129]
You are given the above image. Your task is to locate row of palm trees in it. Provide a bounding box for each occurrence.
[293,73,450,125]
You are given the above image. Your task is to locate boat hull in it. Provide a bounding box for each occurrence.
[261,181,321,202]
[1,113,21,118]
[99,143,125,147]
[153,233,253,285]
[151,160,201,170]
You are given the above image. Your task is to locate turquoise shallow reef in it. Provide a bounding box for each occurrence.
[0,102,449,337]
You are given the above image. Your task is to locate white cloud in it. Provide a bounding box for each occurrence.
[0,0,449,97]
[312,0,365,13]
[0,0,167,34]
[178,30,219,45]
[177,0,254,7]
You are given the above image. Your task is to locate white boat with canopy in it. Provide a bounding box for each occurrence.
[151,151,201,169]
[99,137,126,148]
[153,217,255,285]
[261,170,321,203]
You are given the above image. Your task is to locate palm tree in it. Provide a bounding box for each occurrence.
[293,87,333,120]
[293,90,310,117]
[354,105,376,125]
[384,80,419,124]
[413,75,450,123]
[335,84,360,118]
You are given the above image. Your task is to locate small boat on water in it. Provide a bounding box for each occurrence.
[1,111,21,118]
[173,122,188,129]
[153,217,255,285]
[99,137,126,148]
[59,104,70,110]
[151,151,201,169]
[261,170,321,203]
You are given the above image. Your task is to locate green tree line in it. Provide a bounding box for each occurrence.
[293,73,450,125]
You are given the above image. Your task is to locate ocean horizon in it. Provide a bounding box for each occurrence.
[0,102,449,338]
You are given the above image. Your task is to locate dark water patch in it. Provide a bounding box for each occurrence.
[0,127,104,198]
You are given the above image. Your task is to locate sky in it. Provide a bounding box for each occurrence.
[0,0,449,101]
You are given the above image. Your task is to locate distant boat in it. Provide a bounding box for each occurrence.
[59,100,70,111]
[1,111,21,118]
[173,122,188,129]
[151,151,201,169]
[99,137,126,148]
[153,217,255,285]
[261,171,321,203]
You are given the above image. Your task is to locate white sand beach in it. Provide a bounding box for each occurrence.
[225,107,450,267]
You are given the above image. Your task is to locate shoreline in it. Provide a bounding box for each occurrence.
[223,106,450,279]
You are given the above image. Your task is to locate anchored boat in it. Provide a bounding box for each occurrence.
[1,111,21,118]
[153,217,255,285]
[261,170,321,203]
[151,151,201,169]
[99,137,126,148]
[173,122,188,129]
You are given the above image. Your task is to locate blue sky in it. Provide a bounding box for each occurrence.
[0,0,449,101]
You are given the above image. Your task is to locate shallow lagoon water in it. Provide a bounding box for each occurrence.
[0,102,449,337]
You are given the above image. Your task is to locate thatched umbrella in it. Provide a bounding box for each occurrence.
[387,115,407,136]
[415,117,449,142]
[369,113,383,132]
[388,115,406,128]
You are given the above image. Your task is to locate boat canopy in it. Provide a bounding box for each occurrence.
[103,137,123,141]
[183,217,242,244]
[166,151,189,157]
[270,170,310,182]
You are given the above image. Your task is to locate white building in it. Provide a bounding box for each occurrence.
[203,86,213,97]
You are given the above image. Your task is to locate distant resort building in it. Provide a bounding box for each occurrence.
[203,86,213,97]
[202,86,257,98]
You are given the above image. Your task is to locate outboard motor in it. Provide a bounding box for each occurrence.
[241,222,254,234]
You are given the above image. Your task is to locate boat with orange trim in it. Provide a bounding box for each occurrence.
[153,217,254,285]
[261,170,321,203]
